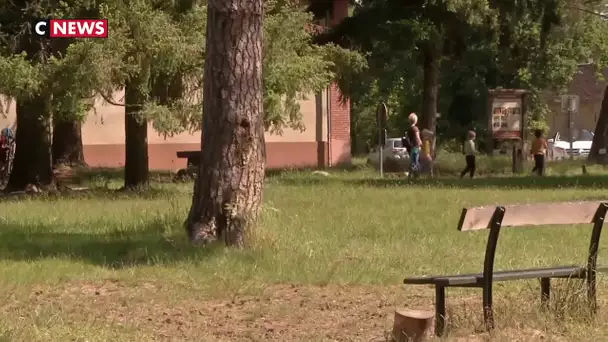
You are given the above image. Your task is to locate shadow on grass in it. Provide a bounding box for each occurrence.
[0,187,185,203]
[74,168,176,184]
[271,174,608,190]
[0,223,219,268]
[75,166,365,184]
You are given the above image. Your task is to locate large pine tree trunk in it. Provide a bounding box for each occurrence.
[124,79,150,190]
[588,86,608,164]
[5,96,55,192]
[185,0,265,247]
[52,118,86,167]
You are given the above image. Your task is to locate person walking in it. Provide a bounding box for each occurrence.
[406,113,422,179]
[460,130,477,179]
[421,129,434,177]
[530,129,548,176]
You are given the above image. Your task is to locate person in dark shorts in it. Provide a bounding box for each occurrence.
[530,129,548,176]
[460,130,477,179]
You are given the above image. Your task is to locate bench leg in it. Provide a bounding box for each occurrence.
[540,277,551,307]
[482,284,494,330]
[435,286,446,337]
[587,272,597,314]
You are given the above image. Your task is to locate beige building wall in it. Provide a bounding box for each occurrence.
[0,88,336,170]
[84,90,327,145]
[0,99,16,131]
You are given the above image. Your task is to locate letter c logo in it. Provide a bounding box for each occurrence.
[34,21,47,36]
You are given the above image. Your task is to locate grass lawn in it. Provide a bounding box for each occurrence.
[2,161,608,341]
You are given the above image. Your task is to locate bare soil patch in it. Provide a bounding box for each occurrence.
[2,280,601,341]
[2,280,430,341]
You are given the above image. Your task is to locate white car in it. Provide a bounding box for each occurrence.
[367,138,410,167]
[549,129,593,158]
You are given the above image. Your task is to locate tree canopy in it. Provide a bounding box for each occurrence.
[316,0,608,151]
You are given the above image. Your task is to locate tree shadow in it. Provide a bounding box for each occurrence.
[74,167,360,184]
[0,222,220,268]
[73,168,176,185]
[0,187,183,203]
[356,175,608,189]
[271,174,608,190]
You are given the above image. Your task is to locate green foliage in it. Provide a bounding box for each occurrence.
[0,53,43,100]
[0,0,363,141]
[148,1,365,137]
[0,0,111,121]
[263,3,333,134]
[325,0,608,152]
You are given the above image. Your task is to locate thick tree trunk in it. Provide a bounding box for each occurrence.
[124,79,150,190]
[420,43,440,133]
[52,118,86,167]
[5,96,56,192]
[185,0,265,247]
[588,86,608,164]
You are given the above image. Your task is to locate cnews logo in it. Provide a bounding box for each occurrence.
[34,19,108,38]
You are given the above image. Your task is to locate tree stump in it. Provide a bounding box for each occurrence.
[392,308,435,342]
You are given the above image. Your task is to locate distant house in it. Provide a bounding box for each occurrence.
[0,0,352,171]
[545,64,607,138]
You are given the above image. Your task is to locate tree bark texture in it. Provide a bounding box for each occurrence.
[124,78,150,190]
[185,0,265,247]
[589,86,608,164]
[420,42,440,133]
[52,118,86,167]
[5,96,55,192]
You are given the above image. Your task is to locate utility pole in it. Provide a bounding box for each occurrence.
[568,96,574,160]
[377,102,387,178]
[562,95,579,160]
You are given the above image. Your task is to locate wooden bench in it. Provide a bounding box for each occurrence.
[404,201,608,336]
[176,151,201,168]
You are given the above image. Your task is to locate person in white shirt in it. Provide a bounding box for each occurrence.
[460,130,477,179]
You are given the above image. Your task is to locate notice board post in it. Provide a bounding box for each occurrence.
[487,89,529,173]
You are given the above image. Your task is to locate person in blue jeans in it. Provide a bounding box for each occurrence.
[406,113,422,179]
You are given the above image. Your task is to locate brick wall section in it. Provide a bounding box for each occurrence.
[330,83,350,141]
[328,0,352,166]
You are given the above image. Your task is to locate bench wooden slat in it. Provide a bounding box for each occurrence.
[403,265,605,286]
[458,201,607,231]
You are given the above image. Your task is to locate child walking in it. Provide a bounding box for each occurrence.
[530,129,548,176]
[421,129,434,177]
[460,130,477,179]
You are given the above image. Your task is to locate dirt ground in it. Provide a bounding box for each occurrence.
[5,281,420,341]
[1,279,588,341]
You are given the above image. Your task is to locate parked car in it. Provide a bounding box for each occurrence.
[549,129,593,158]
[367,138,409,167]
